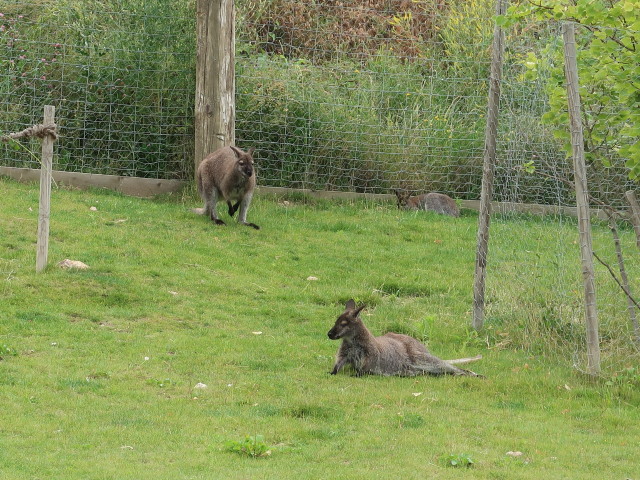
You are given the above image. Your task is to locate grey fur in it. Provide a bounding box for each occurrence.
[195,146,259,229]
[328,299,482,377]
[394,190,460,217]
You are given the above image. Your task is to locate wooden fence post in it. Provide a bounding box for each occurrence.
[563,22,600,375]
[195,0,235,174]
[624,190,640,249]
[36,105,55,273]
[472,0,508,330]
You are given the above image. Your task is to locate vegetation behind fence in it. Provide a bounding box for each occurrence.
[1,0,635,207]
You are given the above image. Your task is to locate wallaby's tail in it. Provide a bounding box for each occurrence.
[192,170,206,215]
[445,354,484,377]
[414,354,484,377]
[445,354,482,365]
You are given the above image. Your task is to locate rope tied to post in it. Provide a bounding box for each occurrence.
[1,123,58,142]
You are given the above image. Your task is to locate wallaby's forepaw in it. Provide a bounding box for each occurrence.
[227,201,240,217]
[243,222,260,230]
[213,218,226,226]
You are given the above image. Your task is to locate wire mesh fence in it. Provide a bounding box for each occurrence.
[1,0,638,371]
[0,0,195,179]
[1,0,635,203]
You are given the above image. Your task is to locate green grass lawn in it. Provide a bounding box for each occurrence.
[1,176,638,479]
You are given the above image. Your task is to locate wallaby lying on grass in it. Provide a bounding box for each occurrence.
[394,189,460,217]
[328,299,482,377]
[194,145,259,229]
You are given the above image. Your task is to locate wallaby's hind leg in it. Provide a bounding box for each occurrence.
[205,187,226,226]
[416,362,482,377]
[237,192,259,229]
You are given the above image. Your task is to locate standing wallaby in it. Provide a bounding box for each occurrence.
[394,189,460,217]
[195,145,259,229]
[327,299,482,377]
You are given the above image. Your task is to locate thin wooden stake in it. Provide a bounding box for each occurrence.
[36,105,55,273]
[563,23,600,375]
[624,190,640,250]
[472,0,508,330]
[605,216,640,344]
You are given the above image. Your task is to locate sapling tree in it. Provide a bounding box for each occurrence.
[498,0,639,179]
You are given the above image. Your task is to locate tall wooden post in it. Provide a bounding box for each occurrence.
[195,0,235,173]
[472,0,508,330]
[563,22,600,375]
[36,105,55,273]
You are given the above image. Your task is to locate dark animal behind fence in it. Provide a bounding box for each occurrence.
[394,189,460,217]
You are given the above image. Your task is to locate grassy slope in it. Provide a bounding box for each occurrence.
[0,176,638,479]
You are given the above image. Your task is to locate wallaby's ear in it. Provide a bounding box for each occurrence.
[354,304,366,317]
[247,147,256,157]
[230,145,242,157]
[345,299,356,310]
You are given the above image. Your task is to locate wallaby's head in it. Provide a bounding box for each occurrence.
[394,189,410,209]
[230,146,256,178]
[327,299,366,340]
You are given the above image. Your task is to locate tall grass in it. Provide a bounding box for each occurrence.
[0,0,195,177]
[236,53,487,196]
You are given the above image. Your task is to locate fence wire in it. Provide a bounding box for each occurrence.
[1,0,635,203]
[0,0,194,179]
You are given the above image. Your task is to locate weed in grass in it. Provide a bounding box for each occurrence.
[146,378,175,388]
[395,412,425,429]
[443,453,475,468]
[493,400,526,410]
[1,344,18,359]
[224,435,272,458]
[604,367,640,402]
[58,378,106,393]
[250,404,281,418]
[287,405,342,420]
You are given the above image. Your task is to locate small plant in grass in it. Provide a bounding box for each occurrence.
[396,412,425,429]
[224,435,272,458]
[0,344,18,360]
[605,367,640,397]
[442,453,475,468]
[147,378,175,388]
